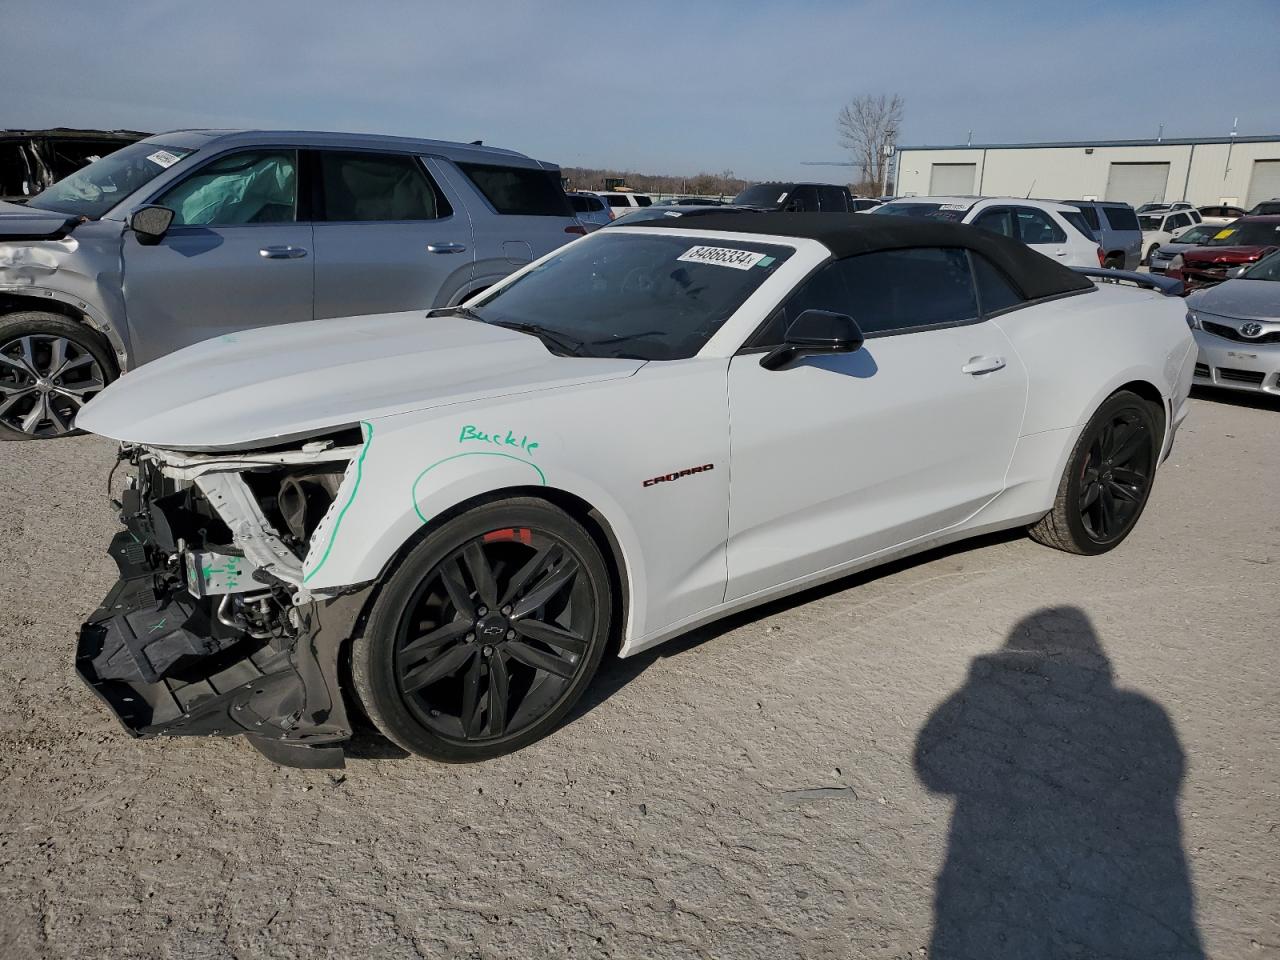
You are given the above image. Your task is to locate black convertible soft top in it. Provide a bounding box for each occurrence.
[629,211,1095,301]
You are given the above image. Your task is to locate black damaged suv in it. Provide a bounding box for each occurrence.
[0,127,148,203]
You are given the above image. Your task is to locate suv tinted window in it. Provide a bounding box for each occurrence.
[818,186,849,212]
[1062,210,1096,240]
[456,163,573,217]
[159,150,297,226]
[972,207,1014,238]
[319,152,445,221]
[605,194,630,207]
[757,247,978,344]
[972,254,1025,313]
[1014,207,1067,244]
[1075,206,1100,230]
[789,186,820,212]
[635,195,652,207]
[1102,206,1139,231]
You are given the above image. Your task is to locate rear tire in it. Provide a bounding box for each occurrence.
[1104,254,1124,270]
[0,311,116,441]
[1145,244,1160,265]
[1029,390,1161,555]
[352,498,612,762]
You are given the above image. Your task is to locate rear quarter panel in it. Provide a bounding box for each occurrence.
[994,284,1191,437]
[985,283,1193,519]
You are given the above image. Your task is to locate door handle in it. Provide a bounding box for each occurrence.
[962,356,1006,375]
[1055,250,1068,257]
[427,242,467,254]
[259,245,308,259]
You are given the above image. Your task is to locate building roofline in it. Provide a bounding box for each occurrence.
[898,134,1280,152]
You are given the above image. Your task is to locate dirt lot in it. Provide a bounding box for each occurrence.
[1,391,1277,959]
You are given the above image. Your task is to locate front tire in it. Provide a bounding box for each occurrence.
[1145,244,1161,265]
[0,311,115,440]
[352,498,612,761]
[1029,390,1161,555]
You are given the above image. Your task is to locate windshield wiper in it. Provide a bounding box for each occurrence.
[490,321,585,357]
[426,305,487,322]
[589,330,664,346]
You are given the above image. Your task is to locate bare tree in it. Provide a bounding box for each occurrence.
[837,93,904,194]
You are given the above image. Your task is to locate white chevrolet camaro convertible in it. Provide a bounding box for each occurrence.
[76,213,1195,767]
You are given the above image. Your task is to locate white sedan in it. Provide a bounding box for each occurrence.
[76,213,1195,767]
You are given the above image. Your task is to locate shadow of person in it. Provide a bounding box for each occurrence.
[913,606,1205,959]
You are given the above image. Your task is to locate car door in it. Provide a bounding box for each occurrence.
[309,150,475,318]
[121,147,313,364]
[724,247,1027,601]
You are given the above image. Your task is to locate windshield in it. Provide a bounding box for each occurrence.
[1202,221,1280,246]
[25,141,195,219]
[1248,202,1280,215]
[1172,225,1218,246]
[471,232,794,360]
[733,184,793,207]
[874,202,968,222]
[1242,249,1280,281]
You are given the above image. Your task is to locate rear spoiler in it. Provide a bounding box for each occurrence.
[1072,267,1183,297]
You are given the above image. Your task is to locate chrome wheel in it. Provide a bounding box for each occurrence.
[394,526,596,744]
[0,334,106,437]
[1078,409,1154,543]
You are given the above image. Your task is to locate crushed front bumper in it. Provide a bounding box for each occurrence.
[77,453,371,768]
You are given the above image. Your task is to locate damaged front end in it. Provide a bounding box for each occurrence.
[77,429,372,768]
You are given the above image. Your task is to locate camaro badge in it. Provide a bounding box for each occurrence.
[643,464,715,488]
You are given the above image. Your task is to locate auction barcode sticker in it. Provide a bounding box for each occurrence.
[677,245,767,270]
[146,150,183,169]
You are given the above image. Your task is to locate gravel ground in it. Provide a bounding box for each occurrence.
[1,390,1277,959]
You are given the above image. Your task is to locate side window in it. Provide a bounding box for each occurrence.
[1102,206,1139,231]
[158,150,298,226]
[635,195,652,207]
[789,186,820,212]
[971,253,1026,314]
[455,162,573,216]
[1077,206,1100,230]
[752,261,852,346]
[1013,207,1067,244]
[972,207,1014,238]
[756,248,979,346]
[818,186,849,212]
[606,194,629,207]
[319,152,446,221]
[1189,210,1202,223]
[840,248,978,335]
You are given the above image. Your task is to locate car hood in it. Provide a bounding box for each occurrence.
[1182,244,1277,264]
[1187,279,1280,322]
[0,200,79,240]
[77,312,646,449]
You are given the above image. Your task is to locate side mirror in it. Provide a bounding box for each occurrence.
[129,205,175,245]
[760,309,865,370]
[1227,266,1248,279]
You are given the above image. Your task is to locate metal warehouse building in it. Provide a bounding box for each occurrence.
[894,135,1280,209]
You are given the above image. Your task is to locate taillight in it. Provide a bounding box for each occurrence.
[1096,246,1106,267]
[565,224,586,235]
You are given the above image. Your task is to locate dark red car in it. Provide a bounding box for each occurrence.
[1166,215,1280,292]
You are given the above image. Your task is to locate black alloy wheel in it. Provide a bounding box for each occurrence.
[353,499,612,761]
[1029,390,1161,555]
[1077,408,1155,543]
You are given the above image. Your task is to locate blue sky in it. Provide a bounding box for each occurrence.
[5,0,1278,181]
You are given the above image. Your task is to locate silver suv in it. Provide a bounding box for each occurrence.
[0,129,583,440]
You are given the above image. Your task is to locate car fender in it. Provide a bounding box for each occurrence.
[297,366,734,649]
